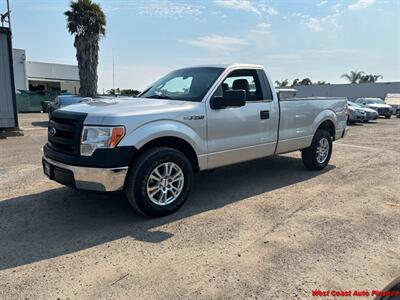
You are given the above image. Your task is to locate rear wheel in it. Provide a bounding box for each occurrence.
[302,129,332,170]
[124,147,193,217]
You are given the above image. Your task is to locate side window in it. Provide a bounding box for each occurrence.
[213,69,264,101]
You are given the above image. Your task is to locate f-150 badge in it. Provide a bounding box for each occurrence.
[183,115,205,120]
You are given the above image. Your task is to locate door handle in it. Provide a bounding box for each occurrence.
[260,110,269,119]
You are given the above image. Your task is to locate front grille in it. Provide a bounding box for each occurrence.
[48,110,87,155]
[377,107,389,115]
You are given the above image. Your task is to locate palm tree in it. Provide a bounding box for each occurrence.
[341,71,365,84]
[65,0,106,97]
[359,74,383,83]
[371,74,383,82]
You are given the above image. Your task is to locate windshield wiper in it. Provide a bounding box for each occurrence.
[146,95,172,99]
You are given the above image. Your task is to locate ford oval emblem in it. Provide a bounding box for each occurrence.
[49,127,56,136]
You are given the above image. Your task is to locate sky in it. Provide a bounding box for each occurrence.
[2,0,400,92]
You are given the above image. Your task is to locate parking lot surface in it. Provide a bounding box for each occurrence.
[0,113,399,299]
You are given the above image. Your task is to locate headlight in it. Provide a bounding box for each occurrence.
[80,126,125,156]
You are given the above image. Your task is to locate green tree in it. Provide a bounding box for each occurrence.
[299,78,312,85]
[292,78,300,86]
[107,88,120,95]
[120,89,141,96]
[341,71,365,84]
[65,0,106,97]
[275,79,289,87]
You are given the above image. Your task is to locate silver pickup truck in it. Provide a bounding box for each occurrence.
[43,64,348,216]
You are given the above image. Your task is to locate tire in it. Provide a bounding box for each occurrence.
[302,129,333,171]
[124,147,193,217]
[385,114,391,119]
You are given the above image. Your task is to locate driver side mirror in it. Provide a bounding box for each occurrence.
[210,90,246,109]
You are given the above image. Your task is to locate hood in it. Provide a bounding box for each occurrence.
[363,107,378,113]
[58,97,204,128]
[349,106,365,113]
[60,97,198,117]
[366,103,391,109]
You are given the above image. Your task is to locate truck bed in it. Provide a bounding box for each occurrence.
[276,97,347,154]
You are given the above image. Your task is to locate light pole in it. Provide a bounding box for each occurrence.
[1,0,11,29]
[7,0,11,30]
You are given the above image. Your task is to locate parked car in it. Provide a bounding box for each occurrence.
[355,98,392,119]
[347,102,366,124]
[385,93,400,117]
[48,95,83,117]
[48,95,122,117]
[42,64,347,217]
[348,101,378,122]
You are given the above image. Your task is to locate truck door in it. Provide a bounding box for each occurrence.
[206,68,279,168]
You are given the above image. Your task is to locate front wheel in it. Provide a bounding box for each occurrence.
[124,147,193,217]
[302,129,333,170]
[385,114,391,119]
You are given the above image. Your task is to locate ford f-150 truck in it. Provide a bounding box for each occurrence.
[43,64,348,216]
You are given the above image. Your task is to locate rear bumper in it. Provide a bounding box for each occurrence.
[341,127,349,138]
[335,126,348,140]
[43,155,128,192]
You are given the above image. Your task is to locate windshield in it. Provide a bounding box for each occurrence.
[140,67,224,102]
[348,101,363,108]
[367,98,384,104]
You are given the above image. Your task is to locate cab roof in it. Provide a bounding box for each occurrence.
[184,63,264,69]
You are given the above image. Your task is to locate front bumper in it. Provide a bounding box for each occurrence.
[376,108,391,116]
[349,114,366,122]
[43,155,128,192]
[366,113,379,120]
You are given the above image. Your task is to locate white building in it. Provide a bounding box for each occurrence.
[12,48,80,94]
[293,82,400,101]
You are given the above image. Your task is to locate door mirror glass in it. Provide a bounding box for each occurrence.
[210,90,246,109]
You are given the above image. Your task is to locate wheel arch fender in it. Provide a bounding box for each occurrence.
[312,109,338,139]
[118,120,206,170]
[120,120,205,152]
